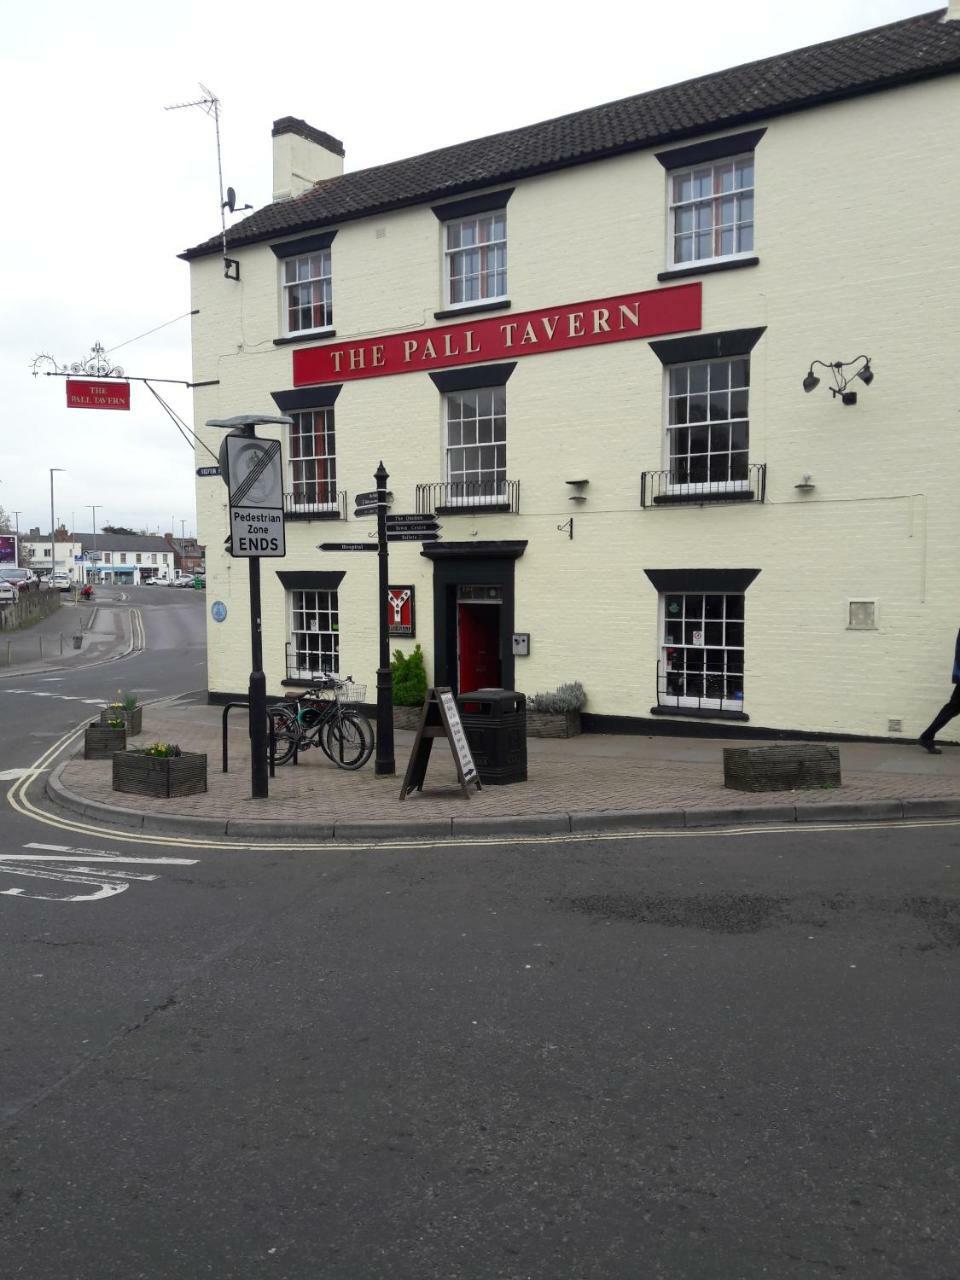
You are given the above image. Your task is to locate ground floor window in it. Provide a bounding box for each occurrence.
[661,592,744,708]
[289,589,339,679]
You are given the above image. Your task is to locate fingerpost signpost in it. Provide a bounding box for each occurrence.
[209,412,292,800]
[317,463,442,777]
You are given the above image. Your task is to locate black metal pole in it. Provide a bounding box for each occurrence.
[249,555,269,798]
[374,461,395,776]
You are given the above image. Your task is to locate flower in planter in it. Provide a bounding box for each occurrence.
[105,717,125,730]
[140,743,182,758]
[529,682,586,714]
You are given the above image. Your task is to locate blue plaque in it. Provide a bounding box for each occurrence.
[211,600,227,623]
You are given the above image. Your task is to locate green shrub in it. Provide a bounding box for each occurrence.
[391,644,427,706]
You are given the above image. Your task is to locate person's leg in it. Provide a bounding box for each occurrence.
[919,685,960,751]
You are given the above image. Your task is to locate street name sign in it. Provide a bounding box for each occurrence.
[197,465,221,477]
[318,542,378,553]
[225,435,285,557]
[386,522,441,535]
[355,490,393,506]
[387,531,441,543]
[386,513,440,527]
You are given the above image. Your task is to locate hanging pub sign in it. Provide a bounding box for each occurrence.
[399,687,481,800]
[387,586,415,637]
[294,283,701,387]
[65,379,131,410]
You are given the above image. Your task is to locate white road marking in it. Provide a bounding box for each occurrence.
[0,769,47,782]
[0,844,198,903]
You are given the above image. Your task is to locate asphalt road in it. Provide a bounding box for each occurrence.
[1,592,958,1278]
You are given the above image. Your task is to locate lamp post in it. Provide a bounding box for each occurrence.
[49,468,64,580]
[88,505,99,584]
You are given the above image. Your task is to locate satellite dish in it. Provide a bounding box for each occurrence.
[225,186,236,213]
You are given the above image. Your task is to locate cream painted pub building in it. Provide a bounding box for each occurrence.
[182,7,960,741]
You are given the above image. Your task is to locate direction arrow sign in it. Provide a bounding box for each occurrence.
[386,532,442,543]
[353,507,378,518]
[355,490,393,506]
[385,523,442,535]
[386,513,440,526]
[196,466,221,477]
[318,542,378,552]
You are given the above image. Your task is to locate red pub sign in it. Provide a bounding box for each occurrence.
[293,283,701,387]
[65,378,131,410]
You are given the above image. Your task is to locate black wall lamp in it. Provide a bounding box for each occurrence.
[802,356,874,405]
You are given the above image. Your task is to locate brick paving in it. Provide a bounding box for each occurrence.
[58,698,960,827]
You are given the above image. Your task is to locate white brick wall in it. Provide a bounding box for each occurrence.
[191,74,960,739]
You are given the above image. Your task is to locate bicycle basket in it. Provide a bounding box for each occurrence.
[337,682,366,704]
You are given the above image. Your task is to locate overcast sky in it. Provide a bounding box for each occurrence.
[0,0,933,540]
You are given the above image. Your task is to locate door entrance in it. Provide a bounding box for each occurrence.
[457,585,502,693]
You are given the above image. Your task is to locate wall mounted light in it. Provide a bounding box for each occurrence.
[802,356,874,406]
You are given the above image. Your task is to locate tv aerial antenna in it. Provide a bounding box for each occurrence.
[165,83,252,281]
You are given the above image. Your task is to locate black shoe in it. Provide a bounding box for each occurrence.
[919,738,942,754]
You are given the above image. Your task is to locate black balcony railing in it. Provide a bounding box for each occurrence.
[283,640,339,685]
[654,660,747,717]
[416,479,520,515]
[640,464,766,509]
[283,489,347,521]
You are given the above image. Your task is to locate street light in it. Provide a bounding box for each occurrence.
[88,505,99,584]
[49,468,64,581]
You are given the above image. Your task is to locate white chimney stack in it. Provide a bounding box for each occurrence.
[943,1,960,20]
[272,117,344,202]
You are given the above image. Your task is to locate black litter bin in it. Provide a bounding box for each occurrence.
[457,688,527,785]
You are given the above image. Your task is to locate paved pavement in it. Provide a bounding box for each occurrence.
[0,593,134,676]
[50,696,960,840]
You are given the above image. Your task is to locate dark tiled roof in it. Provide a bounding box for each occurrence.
[182,9,960,260]
[75,533,172,554]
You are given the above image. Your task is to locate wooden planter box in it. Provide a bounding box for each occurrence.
[84,723,127,760]
[112,751,207,798]
[723,743,841,792]
[100,704,143,736]
[393,705,424,732]
[527,710,582,739]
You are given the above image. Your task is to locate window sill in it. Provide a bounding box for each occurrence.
[652,489,757,506]
[433,300,511,321]
[273,328,336,347]
[650,705,749,722]
[657,257,759,282]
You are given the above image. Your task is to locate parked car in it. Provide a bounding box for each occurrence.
[50,573,72,592]
[170,575,194,588]
[0,567,37,592]
[142,577,159,586]
[0,581,16,605]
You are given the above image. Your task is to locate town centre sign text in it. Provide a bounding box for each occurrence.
[292,283,701,387]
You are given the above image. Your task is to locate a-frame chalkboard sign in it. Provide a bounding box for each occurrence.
[399,687,483,800]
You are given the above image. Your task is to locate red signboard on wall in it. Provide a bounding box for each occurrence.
[65,379,131,410]
[387,586,415,637]
[293,283,701,387]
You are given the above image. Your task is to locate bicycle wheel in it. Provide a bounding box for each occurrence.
[321,710,375,770]
[269,708,301,766]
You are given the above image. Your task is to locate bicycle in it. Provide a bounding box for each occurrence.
[272,675,374,770]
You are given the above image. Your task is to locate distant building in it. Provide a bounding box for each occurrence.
[21,530,175,584]
[164,534,205,576]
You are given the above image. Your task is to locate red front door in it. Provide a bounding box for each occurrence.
[457,603,501,693]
